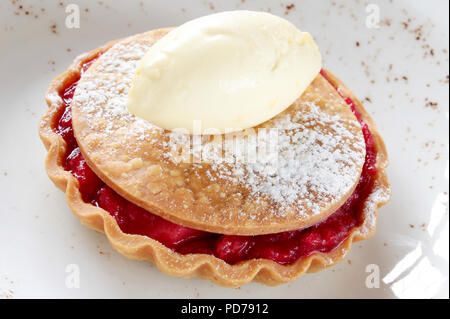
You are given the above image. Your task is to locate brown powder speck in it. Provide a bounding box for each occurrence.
[0,289,14,299]
[50,23,58,34]
[409,224,415,229]
[364,97,372,103]
[347,260,352,265]
[382,19,392,27]
[423,140,436,148]
[356,41,360,47]
[425,101,439,110]
[67,48,71,52]
[285,4,295,15]
[3,172,7,176]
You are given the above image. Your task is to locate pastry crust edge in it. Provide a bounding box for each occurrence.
[39,33,391,288]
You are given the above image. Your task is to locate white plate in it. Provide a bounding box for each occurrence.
[0,0,448,299]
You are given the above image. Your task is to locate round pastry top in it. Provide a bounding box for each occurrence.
[71,29,366,235]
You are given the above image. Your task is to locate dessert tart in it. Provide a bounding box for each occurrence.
[39,28,390,287]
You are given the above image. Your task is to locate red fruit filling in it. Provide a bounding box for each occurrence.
[53,58,377,265]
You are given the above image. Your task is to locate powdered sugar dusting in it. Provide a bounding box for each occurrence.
[71,33,366,226]
[357,180,391,236]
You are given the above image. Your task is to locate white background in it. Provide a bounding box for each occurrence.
[0,0,448,298]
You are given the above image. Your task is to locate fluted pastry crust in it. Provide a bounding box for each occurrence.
[39,29,390,287]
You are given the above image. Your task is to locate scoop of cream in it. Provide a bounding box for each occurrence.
[128,10,322,134]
